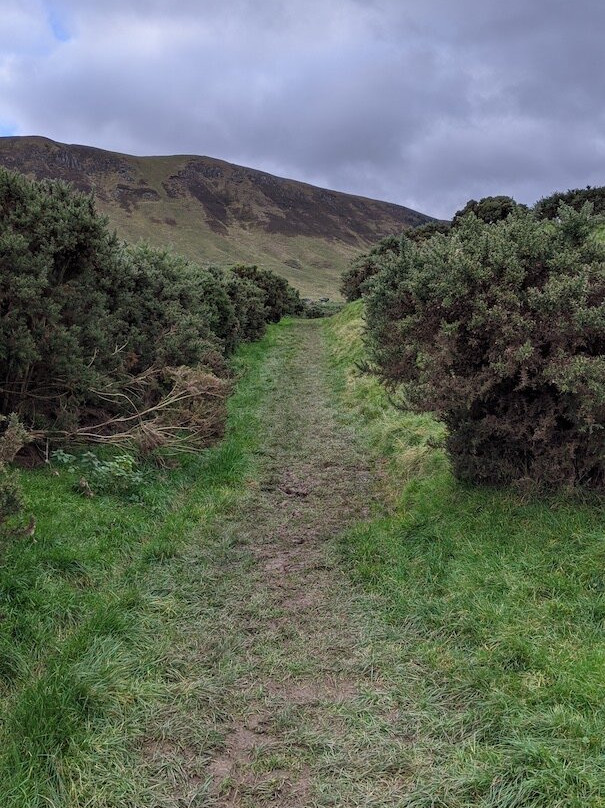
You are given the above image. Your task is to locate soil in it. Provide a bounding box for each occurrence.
[144,320,415,807]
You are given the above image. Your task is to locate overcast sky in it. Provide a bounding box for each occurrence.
[0,0,603,219]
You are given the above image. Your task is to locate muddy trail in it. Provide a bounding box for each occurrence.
[144,320,416,807]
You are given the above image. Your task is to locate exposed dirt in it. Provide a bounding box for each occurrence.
[202,322,377,805]
[143,321,416,807]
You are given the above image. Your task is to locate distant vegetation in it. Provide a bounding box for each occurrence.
[451,194,527,225]
[0,136,436,299]
[345,196,605,489]
[535,185,605,219]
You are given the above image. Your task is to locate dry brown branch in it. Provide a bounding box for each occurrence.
[29,366,230,455]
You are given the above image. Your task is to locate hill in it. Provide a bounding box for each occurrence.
[0,136,433,297]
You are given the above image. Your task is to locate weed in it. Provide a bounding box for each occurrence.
[53,449,146,499]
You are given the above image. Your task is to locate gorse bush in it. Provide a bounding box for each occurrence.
[0,169,123,426]
[113,245,231,371]
[0,169,302,452]
[231,264,302,322]
[340,227,452,304]
[535,185,605,219]
[452,195,527,226]
[406,220,451,242]
[0,415,28,530]
[224,273,268,343]
[365,204,605,489]
[340,236,401,302]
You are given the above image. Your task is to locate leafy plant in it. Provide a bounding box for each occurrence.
[0,169,303,455]
[53,449,146,497]
[452,194,527,226]
[535,184,605,219]
[231,264,302,321]
[339,236,401,302]
[340,228,452,304]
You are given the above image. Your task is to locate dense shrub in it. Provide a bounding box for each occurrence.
[112,246,233,370]
[231,264,302,322]
[366,205,605,488]
[452,195,526,227]
[224,273,268,343]
[407,221,451,242]
[341,227,453,304]
[340,236,401,302]
[0,169,302,452]
[0,169,123,425]
[535,185,605,219]
[0,415,28,530]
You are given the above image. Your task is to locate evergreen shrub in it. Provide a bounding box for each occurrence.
[365,205,605,488]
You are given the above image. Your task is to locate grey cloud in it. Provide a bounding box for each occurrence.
[0,0,603,218]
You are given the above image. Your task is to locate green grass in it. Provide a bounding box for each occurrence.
[0,326,282,807]
[324,303,605,807]
[6,304,605,806]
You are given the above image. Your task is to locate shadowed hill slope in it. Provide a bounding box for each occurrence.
[0,136,433,297]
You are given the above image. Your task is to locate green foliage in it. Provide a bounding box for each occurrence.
[0,169,303,450]
[113,245,231,369]
[52,449,145,498]
[224,272,268,343]
[366,205,605,488]
[0,170,122,426]
[339,235,401,302]
[0,472,23,532]
[231,264,302,322]
[406,220,451,241]
[535,185,605,219]
[452,194,527,226]
[340,226,452,304]
[0,415,28,530]
[327,302,605,806]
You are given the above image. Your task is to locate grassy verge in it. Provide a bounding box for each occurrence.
[324,302,605,807]
[0,323,290,807]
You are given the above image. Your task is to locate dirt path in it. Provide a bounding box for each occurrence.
[144,320,416,807]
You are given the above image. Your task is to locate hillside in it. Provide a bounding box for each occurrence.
[0,136,433,297]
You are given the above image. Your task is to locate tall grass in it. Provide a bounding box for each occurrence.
[325,303,605,807]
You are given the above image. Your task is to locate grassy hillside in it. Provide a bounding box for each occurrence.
[0,136,434,298]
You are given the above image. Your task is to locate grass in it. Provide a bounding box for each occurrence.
[5,304,605,806]
[0,326,280,807]
[324,302,605,807]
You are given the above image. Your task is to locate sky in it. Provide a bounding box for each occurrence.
[0,0,603,219]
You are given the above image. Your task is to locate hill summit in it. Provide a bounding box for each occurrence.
[0,136,434,296]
